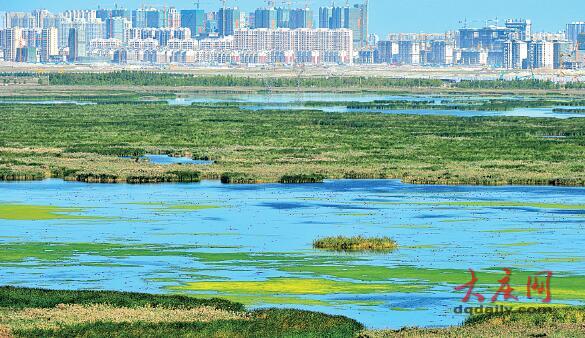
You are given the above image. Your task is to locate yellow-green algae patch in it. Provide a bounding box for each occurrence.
[494,242,541,248]
[481,228,540,234]
[172,277,425,295]
[183,293,330,306]
[283,265,585,302]
[440,201,585,210]
[373,201,585,210]
[0,204,99,221]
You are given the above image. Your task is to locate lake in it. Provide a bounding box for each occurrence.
[3,93,584,118]
[168,93,585,119]
[0,179,584,329]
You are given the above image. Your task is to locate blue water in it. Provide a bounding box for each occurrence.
[122,154,213,165]
[0,179,584,329]
[168,93,585,119]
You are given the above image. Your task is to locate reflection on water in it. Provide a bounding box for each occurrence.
[0,179,584,328]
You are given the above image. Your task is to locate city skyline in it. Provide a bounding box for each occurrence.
[1,0,585,35]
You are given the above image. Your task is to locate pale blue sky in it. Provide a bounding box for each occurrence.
[0,0,582,35]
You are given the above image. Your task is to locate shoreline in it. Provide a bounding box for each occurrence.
[2,176,585,188]
[0,286,580,337]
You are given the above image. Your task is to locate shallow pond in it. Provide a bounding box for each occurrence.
[0,179,584,328]
[122,154,213,165]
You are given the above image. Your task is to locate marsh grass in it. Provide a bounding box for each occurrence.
[1,101,585,186]
[0,287,364,338]
[0,286,243,312]
[313,236,398,252]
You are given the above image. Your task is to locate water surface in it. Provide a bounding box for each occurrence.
[0,179,584,329]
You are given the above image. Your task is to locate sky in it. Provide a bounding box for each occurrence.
[0,0,583,35]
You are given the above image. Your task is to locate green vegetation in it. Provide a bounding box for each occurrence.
[280,174,326,184]
[1,286,584,337]
[313,236,398,252]
[34,72,585,91]
[0,204,98,221]
[0,287,363,338]
[1,103,585,186]
[347,98,585,111]
[0,286,241,311]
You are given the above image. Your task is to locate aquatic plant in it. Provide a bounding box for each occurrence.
[279,174,325,184]
[313,236,398,252]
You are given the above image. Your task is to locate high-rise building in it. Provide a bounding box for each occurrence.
[160,7,181,28]
[254,8,276,29]
[529,40,554,69]
[15,47,37,63]
[429,40,454,65]
[346,4,368,49]
[318,3,368,48]
[96,8,131,21]
[0,12,6,29]
[6,12,35,28]
[505,19,532,41]
[289,8,313,29]
[318,7,332,28]
[68,26,87,62]
[375,40,397,63]
[276,8,290,28]
[3,27,24,61]
[106,17,131,41]
[503,40,528,69]
[218,7,240,36]
[566,22,585,44]
[132,7,161,28]
[398,40,420,65]
[553,40,572,69]
[63,10,97,21]
[181,9,205,37]
[458,26,511,50]
[40,27,58,62]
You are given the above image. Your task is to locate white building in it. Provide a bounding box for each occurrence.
[503,40,528,69]
[529,40,554,69]
[40,27,58,62]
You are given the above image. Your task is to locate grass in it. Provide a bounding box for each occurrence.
[1,102,585,186]
[0,287,363,338]
[1,287,585,337]
[313,236,398,252]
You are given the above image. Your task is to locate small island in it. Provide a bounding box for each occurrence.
[313,236,398,252]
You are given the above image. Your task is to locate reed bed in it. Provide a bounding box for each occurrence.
[313,236,398,252]
[0,102,584,186]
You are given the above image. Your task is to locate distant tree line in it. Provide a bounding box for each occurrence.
[4,71,585,90]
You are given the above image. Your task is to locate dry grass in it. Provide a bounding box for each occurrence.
[0,325,12,338]
[0,304,248,331]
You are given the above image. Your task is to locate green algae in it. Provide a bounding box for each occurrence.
[494,242,541,248]
[371,201,585,210]
[164,205,221,211]
[481,228,540,234]
[183,293,331,306]
[440,201,585,210]
[0,204,100,221]
[536,257,585,263]
[402,244,443,249]
[0,242,241,264]
[172,277,425,296]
